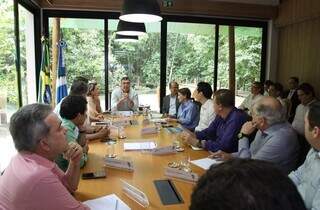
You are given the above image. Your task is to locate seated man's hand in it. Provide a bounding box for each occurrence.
[209,150,232,161]
[240,121,257,135]
[63,142,83,165]
[180,131,198,146]
[96,126,110,139]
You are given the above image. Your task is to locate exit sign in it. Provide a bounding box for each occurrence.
[163,0,173,7]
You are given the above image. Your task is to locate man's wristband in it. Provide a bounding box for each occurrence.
[237,132,250,140]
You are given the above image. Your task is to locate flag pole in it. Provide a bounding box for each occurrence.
[51,17,60,107]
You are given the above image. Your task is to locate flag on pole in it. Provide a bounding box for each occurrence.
[38,37,52,104]
[56,40,68,104]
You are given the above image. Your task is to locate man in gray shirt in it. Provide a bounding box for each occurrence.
[211,96,300,174]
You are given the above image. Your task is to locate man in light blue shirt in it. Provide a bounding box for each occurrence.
[289,102,320,210]
[211,96,300,174]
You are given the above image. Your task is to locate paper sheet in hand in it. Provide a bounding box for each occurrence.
[124,142,157,151]
[190,158,223,170]
[83,194,130,210]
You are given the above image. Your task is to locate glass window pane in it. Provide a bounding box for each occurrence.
[167,22,215,95]
[217,25,229,90]
[235,26,262,106]
[0,0,18,172]
[217,26,263,107]
[49,18,105,108]
[108,20,161,111]
[19,5,36,105]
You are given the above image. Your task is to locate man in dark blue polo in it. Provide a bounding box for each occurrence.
[182,89,248,153]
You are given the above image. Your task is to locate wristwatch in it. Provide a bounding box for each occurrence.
[237,132,250,140]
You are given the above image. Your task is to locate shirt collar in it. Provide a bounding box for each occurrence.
[20,152,55,169]
[222,107,237,122]
[263,122,286,135]
[62,118,77,131]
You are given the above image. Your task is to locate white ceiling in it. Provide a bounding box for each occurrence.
[207,0,279,6]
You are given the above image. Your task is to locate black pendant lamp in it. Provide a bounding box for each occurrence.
[116,20,146,36]
[115,34,139,42]
[120,0,162,23]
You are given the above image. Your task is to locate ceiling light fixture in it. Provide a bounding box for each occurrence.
[120,0,162,23]
[115,34,139,42]
[116,20,146,36]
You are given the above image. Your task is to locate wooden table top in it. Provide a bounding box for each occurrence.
[76,116,209,210]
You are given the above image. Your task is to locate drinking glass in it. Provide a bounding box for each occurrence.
[106,141,116,158]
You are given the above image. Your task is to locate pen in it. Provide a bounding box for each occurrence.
[115,199,118,210]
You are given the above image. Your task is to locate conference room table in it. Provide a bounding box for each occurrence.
[76,114,210,210]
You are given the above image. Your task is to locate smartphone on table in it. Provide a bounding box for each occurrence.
[82,171,106,179]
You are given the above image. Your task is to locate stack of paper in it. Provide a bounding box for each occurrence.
[83,194,130,210]
[190,158,223,170]
[123,141,157,151]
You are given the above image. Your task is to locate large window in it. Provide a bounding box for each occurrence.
[108,19,161,111]
[235,26,262,98]
[44,12,267,111]
[49,18,105,107]
[167,22,215,94]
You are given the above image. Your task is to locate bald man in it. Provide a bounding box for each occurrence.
[211,96,300,174]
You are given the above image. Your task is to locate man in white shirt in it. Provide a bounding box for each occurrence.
[111,76,139,111]
[239,81,264,115]
[292,83,317,136]
[289,103,320,210]
[193,82,215,131]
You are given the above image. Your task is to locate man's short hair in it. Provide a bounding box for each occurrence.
[297,83,315,97]
[214,89,234,108]
[70,80,88,96]
[9,103,52,152]
[178,88,191,99]
[73,76,88,84]
[197,82,213,99]
[60,95,87,120]
[169,81,179,89]
[121,76,130,82]
[307,102,320,131]
[290,76,299,84]
[190,159,307,210]
[253,97,285,125]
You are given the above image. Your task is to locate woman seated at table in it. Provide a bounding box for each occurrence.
[87,81,104,122]
[166,88,200,131]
